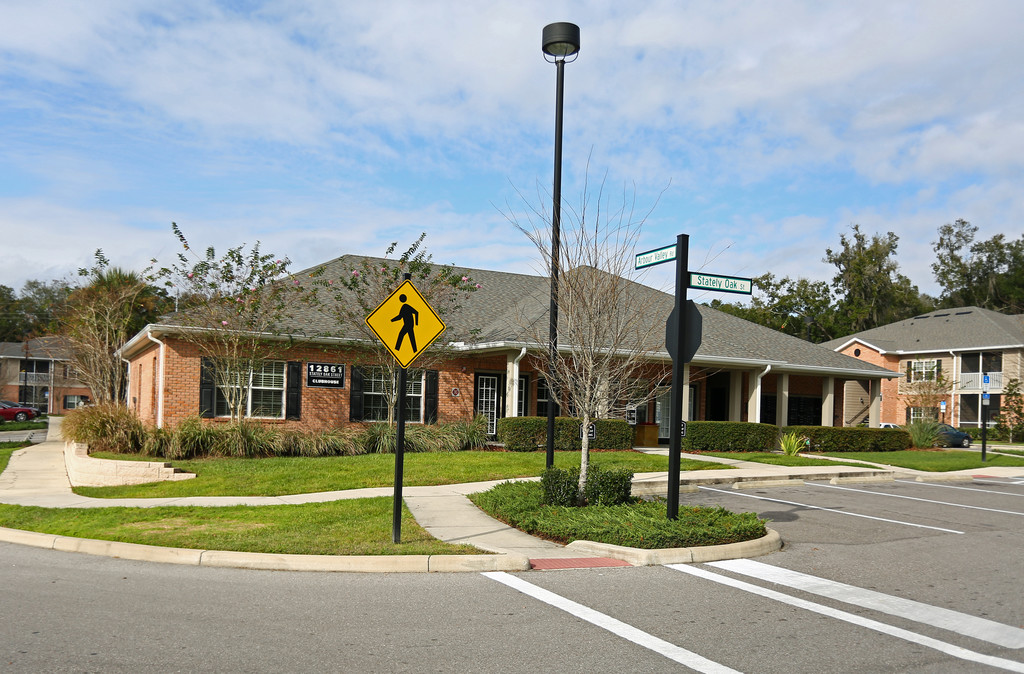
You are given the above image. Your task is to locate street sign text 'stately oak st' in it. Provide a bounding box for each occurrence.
[366,277,447,542]
[636,236,752,519]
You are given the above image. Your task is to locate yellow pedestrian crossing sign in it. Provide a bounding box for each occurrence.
[365,280,447,369]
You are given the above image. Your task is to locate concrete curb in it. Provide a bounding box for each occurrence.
[0,526,531,573]
[565,528,782,566]
[914,473,977,482]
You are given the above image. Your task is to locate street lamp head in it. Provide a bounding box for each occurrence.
[542,22,580,62]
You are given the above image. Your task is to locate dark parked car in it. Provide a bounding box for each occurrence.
[0,401,40,423]
[936,423,971,448]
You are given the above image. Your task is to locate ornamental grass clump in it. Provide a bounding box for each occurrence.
[62,403,146,453]
[906,419,940,448]
[779,431,808,456]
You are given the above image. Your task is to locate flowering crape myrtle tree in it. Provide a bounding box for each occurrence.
[507,175,669,502]
[308,233,479,426]
[154,223,308,423]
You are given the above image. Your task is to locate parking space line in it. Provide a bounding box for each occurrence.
[482,572,740,673]
[697,486,965,534]
[668,564,1024,673]
[895,479,1024,497]
[808,482,1024,516]
[974,478,1024,486]
[708,559,1024,648]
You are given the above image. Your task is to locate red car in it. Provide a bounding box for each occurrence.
[0,401,40,423]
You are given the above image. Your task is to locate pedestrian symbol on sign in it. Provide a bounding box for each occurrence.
[365,280,446,369]
[392,294,419,353]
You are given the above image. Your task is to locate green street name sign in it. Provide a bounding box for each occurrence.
[689,272,752,295]
[635,244,677,269]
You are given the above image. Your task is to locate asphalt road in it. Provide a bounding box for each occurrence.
[3,477,1023,672]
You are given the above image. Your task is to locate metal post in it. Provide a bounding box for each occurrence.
[667,234,689,520]
[546,57,566,469]
[392,272,412,543]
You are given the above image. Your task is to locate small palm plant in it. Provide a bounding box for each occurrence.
[779,431,808,456]
[905,419,940,448]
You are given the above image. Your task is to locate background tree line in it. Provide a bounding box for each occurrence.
[711,219,1024,343]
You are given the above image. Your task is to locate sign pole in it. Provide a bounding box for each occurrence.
[981,373,989,463]
[393,365,407,543]
[667,234,688,520]
[392,272,412,544]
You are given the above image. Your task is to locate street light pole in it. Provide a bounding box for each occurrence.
[542,22,580,469]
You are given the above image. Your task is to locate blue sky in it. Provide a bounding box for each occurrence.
[3,1,1023,302]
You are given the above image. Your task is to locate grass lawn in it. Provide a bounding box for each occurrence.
[0,498,481,556]
[76,450,730,499]
[820,449,1024,472]
[0,442,29,473]
[0,420,48,432]
[701,452,881,469]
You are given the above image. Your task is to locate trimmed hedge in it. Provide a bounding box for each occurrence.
[495,416,633,452]
[786,425,911,452]
[540,464,635,507]
[682,421,778,452]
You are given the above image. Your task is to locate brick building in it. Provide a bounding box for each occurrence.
[824,306,1024,428]
[0,337,94,414]
[118,255,897,439]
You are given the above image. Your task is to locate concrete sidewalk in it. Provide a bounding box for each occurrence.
[2,422,1021,572]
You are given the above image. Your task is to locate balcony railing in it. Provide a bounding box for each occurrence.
[959,372,1003,390]
[18,372,49,386]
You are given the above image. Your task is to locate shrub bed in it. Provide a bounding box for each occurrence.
[495,416,633,452]
[61,405,489,458]
[682,421,778,452]
[786,425,910,452]
[470,481,767,549]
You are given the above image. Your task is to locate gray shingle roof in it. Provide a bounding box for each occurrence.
[141,255,893,378]
[822,306,1024,354]
[0,336,70,360]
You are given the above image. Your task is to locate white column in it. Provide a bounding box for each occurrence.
[869,379,881,427]
[776,373,789,427]
[729,370,743,421]
[505,353,518,417]
[821,376,835,427]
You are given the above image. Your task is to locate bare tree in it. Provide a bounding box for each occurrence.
[507,173,669,500]
[307,234,479,425]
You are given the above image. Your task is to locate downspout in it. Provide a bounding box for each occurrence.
[753,364,771,423]
[511,347,527,417]
[122,357,131,408]
[146,332,166,429]
[949,350,958,427]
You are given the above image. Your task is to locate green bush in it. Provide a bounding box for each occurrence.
[786,425,911,452]
[583,464,634,506]
[683,421,777,452]
[496,416,633,452]
[540,463,635,507]
[471,481,767,549]
[61,404,146,453]
[540,466,581,506]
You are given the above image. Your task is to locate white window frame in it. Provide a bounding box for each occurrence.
[362,367,425,423]
[911,359,938,383]
[215,361,286,419]
[909,406,938,423]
